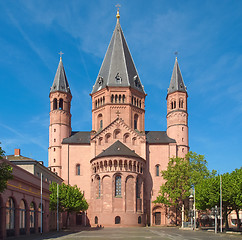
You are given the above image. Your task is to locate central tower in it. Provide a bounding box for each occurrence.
[90,10,146,133]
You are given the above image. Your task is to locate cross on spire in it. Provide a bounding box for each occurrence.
[58,51,64,60]
[116,4,121,19]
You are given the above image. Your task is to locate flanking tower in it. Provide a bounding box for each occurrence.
[49,56,72,176]
[166,57,189,158]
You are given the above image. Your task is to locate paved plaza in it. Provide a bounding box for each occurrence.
[11,227,242,240]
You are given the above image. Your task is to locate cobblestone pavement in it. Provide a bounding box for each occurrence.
[9,227,242,240]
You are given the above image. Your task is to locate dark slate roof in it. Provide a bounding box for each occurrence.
[145,131,176,144]
[50,57,71,94]
[95,140,141,159]
[167,57,187,95]
[91,17,145,94]
[62,131,90,144]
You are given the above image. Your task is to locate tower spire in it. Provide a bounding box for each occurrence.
[50,54,71,94]
[116,4,121,21]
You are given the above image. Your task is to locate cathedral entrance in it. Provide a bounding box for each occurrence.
[154,212,161,225]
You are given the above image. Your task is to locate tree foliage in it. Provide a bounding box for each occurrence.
[49,182,88,227]
[0,145,13,193]
[196,168,242,229]
[154,152,211,208]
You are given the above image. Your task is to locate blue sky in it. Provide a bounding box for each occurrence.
[0,0,241,174]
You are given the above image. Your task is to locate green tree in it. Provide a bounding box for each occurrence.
[154,152,211,225]
[0,145,13,193]
[49,182,88,227]
[196,168,242,230]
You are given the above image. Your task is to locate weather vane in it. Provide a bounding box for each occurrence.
[58,51,64,59]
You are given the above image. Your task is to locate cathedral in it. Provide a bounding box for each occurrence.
[48,10,189,227]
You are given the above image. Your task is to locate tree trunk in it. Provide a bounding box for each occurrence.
[235,208,241,230]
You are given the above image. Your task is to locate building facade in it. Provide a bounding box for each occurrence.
[48,11,189,227]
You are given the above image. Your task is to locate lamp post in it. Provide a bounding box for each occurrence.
[189,193,194,230]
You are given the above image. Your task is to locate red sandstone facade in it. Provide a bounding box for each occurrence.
[48,12,189,227]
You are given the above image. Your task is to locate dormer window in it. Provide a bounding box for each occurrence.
[134,75,141,88]
[115,73,122,84]
[98,76,103,86]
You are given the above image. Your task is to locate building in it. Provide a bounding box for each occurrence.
[0,150,63,239]
[7,148,63,185]
[48,10,189,227]
[0,158,50,239]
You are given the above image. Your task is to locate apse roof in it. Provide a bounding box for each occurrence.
[167,57,187,95]
[50,57,71,94]
[91,12,145,94]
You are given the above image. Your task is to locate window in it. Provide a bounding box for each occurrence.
[76,164,80,175]
[136,178,140,199]
[111,95,114,103]
[122,95,125,103]
[30,202,35,230]
[19,200,26,231]
[98,177,101,198]
[54,139,56,142]
[6,198,15,230]
[97,114,103,130]
[59,98,63,110]
[95,216,98,224]
[179,99,184,108]
[54,129,56,132]
[53,98,57,110]
[134,114,138,130]
[138,216,142,224]
[54,148,56,152]
[115,216,121,224]
[156,165,160,176]
[100,120,103,129]
[115,176,121,197]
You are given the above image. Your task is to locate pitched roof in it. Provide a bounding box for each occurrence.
[167,57,187,95]
[145,131,176,144]
[94,140,141,159]
[50,57,71,94]
[91,16,145,94]
[62,131,91,144]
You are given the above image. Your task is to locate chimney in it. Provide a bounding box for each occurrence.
[14,149,21,156]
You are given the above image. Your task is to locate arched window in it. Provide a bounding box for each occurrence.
[19,200,26,233]
[179,99,184,108]
[30,202,36,232]
[76,164,80,175]
[119,95,121,103]
[136,178,140,199]
[132,96,134,105]
[174,101,176,109]
[6,198,15,231]
[97,114,103,130]
[98,177,101,198]
[53,98,57,110]
[123,133,130,143]
[122,95,125,103]
[103,96,105,105]
[132,137,137,145]
[111,95,114,103]
[171,102,174,109]
[95,216,98,224]
[134,114,138,130]
[105,133,111,143]
[156,165,160,176]
[95,100,97,109]
[115,216,121,224]
[59,98,63,110]
[114,129,121,139]
[115,176,121,197]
